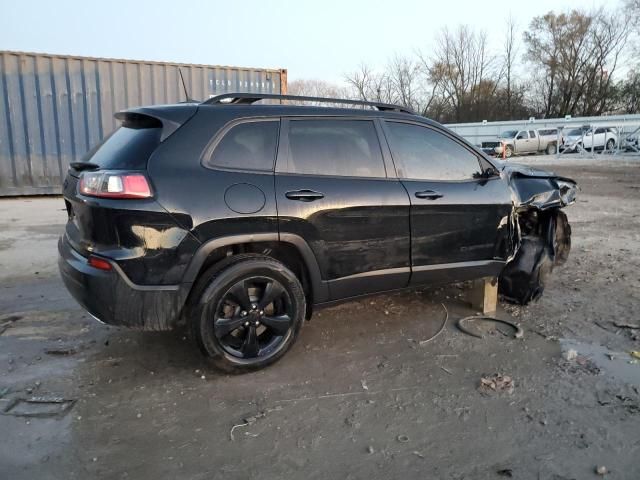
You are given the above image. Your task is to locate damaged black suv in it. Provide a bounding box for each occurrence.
[58,93,576,372]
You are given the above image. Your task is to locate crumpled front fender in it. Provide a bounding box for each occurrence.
[499,162,578,210]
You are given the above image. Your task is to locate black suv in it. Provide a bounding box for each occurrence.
[59,93,576,372]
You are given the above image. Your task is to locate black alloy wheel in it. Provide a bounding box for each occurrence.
[213,276,293,360]
[190,255,305,373]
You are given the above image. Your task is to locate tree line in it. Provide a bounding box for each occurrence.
[289,4,640,123]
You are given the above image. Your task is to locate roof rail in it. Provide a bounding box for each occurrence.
[201,92,416,115]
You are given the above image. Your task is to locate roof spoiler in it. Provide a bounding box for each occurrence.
[114,104,198,142]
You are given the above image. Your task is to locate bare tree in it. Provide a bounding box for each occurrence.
[287,78,350,100]
[421,26,500,122]
[524,8,631,117]
[503,15,518,118]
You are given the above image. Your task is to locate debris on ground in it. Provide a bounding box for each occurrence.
[595,465,608,475]
[44,347,77,356]
[456,315,524,340]
[229,405,283,441]
[630,351,640,361]
[2,396,76,417]
[497,468,514,477]
[419,303,448,345]
[563,349,578,361]
[478,374,515,395]
[0,315,22,335]
[396,434,410,443]
[613,322,640,330]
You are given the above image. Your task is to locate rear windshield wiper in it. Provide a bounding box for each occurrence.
[69,162,100,172]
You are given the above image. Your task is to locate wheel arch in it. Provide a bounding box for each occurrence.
[181,233,328,307]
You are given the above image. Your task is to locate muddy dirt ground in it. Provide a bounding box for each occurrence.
[1,156,639,479]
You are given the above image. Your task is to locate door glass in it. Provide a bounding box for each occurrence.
[287,120,386,177]
[516,131,528,139]
[529,130,536,138]
[385,122,481,180]
[207,121,279,171]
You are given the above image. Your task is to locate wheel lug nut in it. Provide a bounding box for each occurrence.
[254,321,260,326]
[241,311,247,316]
[259,310,264,315]
[244,321,250,327]
[251,304,257,310]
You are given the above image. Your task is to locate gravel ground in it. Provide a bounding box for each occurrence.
[1,155,639,479]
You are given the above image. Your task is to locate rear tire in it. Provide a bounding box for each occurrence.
[189,255,305,373]
[546,143,557,155]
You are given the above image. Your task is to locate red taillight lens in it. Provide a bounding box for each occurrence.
[88,255,112,271]
[79,171,152,199]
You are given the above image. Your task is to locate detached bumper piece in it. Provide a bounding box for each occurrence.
[58,236,188,331]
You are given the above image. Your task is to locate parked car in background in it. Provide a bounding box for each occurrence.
[484,129,560,158]
[560,127,617,152]
[58,93,577,372]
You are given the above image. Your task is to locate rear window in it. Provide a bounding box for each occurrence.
[81,125,162,170]
[206,121,279,171]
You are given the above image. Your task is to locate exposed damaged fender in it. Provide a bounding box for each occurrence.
[500,162,578,209]
[497,162,577,304]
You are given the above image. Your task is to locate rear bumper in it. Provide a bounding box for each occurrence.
[58,235,188,331]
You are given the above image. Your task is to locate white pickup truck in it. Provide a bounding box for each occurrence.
[488,129,560,158]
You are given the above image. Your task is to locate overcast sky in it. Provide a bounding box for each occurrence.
[0,0,613,83]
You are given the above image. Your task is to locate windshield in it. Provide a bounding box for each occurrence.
[567,128,584,136]
[499,130,518,138]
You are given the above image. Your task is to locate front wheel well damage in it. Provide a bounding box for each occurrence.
[500,207,571,305]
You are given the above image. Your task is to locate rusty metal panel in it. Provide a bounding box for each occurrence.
[0,50,286,196]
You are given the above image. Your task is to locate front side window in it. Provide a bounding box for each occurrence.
[287,120,386,178]
[207,121,279,171]
[384,122,481,181]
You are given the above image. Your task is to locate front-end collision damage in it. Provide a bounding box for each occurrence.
[498,163,577,304]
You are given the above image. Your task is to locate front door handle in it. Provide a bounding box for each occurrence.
[285,190,325,202]
[415,190,443,200]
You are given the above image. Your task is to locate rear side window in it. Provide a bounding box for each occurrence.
[287,120,386,177]
[529,130,536,138]
[385,122,481,181]
[207,121,279,171]
[83,126,161,170]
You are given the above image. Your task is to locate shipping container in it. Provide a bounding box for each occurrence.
[0,50,287,196]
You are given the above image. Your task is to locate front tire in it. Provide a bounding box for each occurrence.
[606,138,615,151]
[190,255,305,373]
[504,145,514,158]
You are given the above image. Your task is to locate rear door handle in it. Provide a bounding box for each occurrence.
[285,190,325,202]
[414,190,443,200]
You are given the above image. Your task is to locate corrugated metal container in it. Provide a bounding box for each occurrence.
[0,50,287,196]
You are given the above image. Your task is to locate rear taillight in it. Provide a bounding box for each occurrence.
[78,171,152,199]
